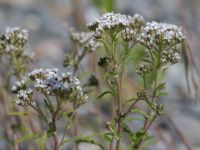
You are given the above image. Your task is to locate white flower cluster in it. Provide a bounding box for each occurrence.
[88,12,145,39]
[16,89,33,105]
[12,68,87,106]
[71,31,100,52]
[28,68,58,80]
[12,80,26,93]
[12,80,33,106]
[0,27,28,55]
[61,72,88,103]
[138,21,185,48]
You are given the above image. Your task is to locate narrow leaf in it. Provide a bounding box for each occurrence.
[8,111,27,116]
[17,133,39,143]
[97,91,114,100]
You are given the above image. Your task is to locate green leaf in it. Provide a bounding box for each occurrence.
[120,144,125,150]
[39,132,47,150]
[102,132,113,142]
[17,133,39,143]
[131,109,148,118]
[60,109,74,117]
[156,82,166,90]
[8,111,27,116]
[97,90,114,100]
[76,138,105,150]
[125,116,145,122]
[90,0,114,12]
[153,82,166,97]
[62,136,105,150]
[158,92,168,96]
[132,130,145,144]
[122,123,134,138]
[124,97,138,105]
[141,135,157,150]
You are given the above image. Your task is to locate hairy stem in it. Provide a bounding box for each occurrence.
[115,78,121,150]
[59,111,76,148]
[135,114,157,149]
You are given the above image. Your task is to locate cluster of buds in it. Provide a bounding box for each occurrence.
[70,31,100,52]
[136,64,152,76]
[12,68,87,106]
[136,90,148,100]
[147,102,164,115]
[0,27,28,56]
[87,12,145,40]
[137,21,185,48]
[161,49,181,65]
[121,28,137,42]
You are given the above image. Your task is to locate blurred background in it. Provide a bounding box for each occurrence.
[0,0,200,150]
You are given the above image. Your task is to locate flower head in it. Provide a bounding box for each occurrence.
[88,12,145,40]
[161,49,181,65]
[13,68,87,106]
[71,31,100,52]
[137,21,185,48]
[121,28,137,42]
[0,27,28,56]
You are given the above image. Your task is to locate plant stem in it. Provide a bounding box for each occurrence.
[53,133,59,150]
[72,68,80,150]
[143,75,147,89]
[135,114,157,149]
[123,99,139,118]
[73,107,79,150]
[52,108,59,150]
[115,77,121,150]
[115,63,124,150]
[59,111,76,148]
[109,139,113,150]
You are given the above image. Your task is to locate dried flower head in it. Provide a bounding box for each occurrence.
[137,21,185,48]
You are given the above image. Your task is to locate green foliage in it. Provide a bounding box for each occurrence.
[97,90,115,99]
[62,136,104,150]
[8,111,27,117]
[38,132,47,150]
[16,133,40,143]
[90,0,115,13]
